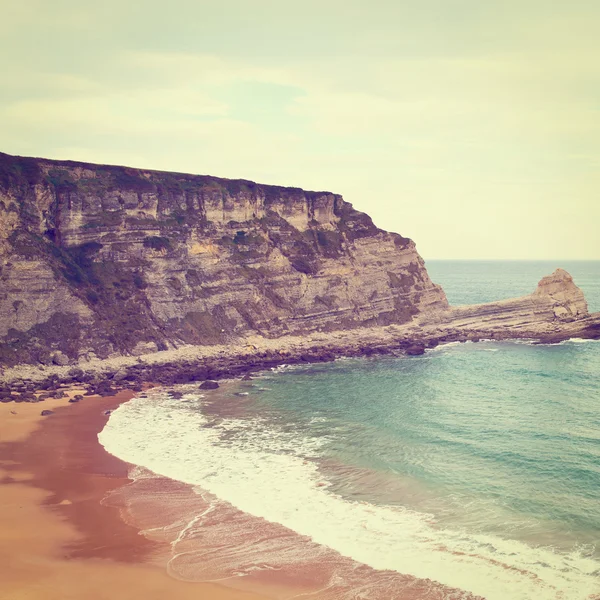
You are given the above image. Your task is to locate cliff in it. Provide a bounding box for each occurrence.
[0,152,448,367]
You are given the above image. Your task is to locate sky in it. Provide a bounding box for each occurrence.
[2,0,599,259]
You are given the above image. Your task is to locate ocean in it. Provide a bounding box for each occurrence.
[99,261,600,599]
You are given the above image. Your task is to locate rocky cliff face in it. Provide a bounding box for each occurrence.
[0,152,448,366]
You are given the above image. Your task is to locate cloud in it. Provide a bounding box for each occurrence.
[1,0,599,258]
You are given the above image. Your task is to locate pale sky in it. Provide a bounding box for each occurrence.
[2,0,599,259]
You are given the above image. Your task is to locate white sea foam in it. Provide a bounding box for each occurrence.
[270,364,297,373]
[427,341,463,352]
[309,416,329,424]
[99,392,600,600]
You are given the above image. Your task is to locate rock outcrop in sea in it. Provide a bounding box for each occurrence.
[434,268,597,342]
[0,151,598,379]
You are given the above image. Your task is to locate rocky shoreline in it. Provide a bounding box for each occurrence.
[2,302,599,403]
[2,242,599,400]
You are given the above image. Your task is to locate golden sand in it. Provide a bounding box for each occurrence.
[0,388,267,600]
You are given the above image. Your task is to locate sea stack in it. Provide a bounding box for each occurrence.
[532,268,589,319]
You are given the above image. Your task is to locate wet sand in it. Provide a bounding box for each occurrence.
[0,390,268,600]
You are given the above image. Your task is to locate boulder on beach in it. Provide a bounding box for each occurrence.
[199,380,219,390]
[52,351,70,366]
[405,343,426,356]
[111,367,130,382]
[67,367,84,380]
[95,381,117,397]
[40,410,54,416]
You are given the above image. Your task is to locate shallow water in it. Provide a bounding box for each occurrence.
[99,261,600,599]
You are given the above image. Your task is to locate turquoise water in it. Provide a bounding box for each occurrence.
[101,262,600,599]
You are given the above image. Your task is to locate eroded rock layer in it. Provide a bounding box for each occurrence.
[0,152,448,366]
[431,268,593,337]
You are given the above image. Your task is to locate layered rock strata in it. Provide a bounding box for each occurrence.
[0,152,448,367]
[428,268,596,341]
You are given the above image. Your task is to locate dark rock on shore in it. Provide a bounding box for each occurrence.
[94,381,117,397]
[199,380,219,390]
[111,368,130,382]
[40,409,54,416]
[405,343,426,356]
[52,351,70,366]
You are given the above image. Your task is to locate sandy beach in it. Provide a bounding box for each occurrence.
[0,389,268,600]
[0,385,464,600]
